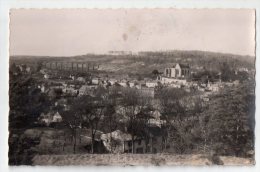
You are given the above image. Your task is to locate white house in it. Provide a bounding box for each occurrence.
[108,79,117,85]
[101,128,164,154]
[148,110,166,127]
[92,78,100,85]
[44,74,50,79]
[101,130,132,153]
[53,112,63,123]
[160,77,187,85]
[145,81,158,88]
[26,66,31,73]
[129,81,137,88]
[38,111,63,126]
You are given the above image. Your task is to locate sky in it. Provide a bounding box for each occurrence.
[9,9,255,56]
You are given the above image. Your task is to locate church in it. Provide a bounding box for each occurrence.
[164,63,191,78]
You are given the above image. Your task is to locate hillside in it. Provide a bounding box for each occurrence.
[10,50,255,77]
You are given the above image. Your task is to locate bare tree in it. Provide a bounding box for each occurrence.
[74,86,107,154]
[120,88,140,153]
[61,106,83,154]
[121,87,152,153]
[157,87,187,152]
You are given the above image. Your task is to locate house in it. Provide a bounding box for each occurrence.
[26,66,31,73]
[233,80,240,85]
[198,86,206,92]
[108,79,117,85]
[114,105,141,120]
[101,127,164,154]
[150,110,161,120]
[118,79,128,87]
[78,85,97,96]
[38,112,52,126]
[77,77,86,82]
[44,74,50,79]
[101,130,132,153]
[148,110,166,127]
[164,63,190,78]
[39,69,47,75]
[40,84,48,93]
[238,67,249,72]
[135,81,146,89]
[78,85,88,96]
[79,129,106,153]
[38,111,63,126]
[127,80,137,88]
[160,77,187,85]
[62,87,78,96]
[69,75,75,80]
[53,112,63,122]
[92,78,100,85]
[207,83,221,92]
[145,81,158,88]
[169,82,182,88]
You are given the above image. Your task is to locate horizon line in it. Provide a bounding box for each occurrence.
[9,49,255,58]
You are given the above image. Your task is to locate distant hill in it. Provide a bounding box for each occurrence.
[10,50,255,76]
[10,50,255,63]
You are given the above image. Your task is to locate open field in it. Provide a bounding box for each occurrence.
[32,154,254,166]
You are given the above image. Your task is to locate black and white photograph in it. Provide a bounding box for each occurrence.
[8,9,255,166]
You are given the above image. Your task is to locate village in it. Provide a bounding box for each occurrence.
[9,59,254,159]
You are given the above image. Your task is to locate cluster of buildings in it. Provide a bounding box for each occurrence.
[37,63,243,127]
[159,63,243,94]
[20,61,249,154]
[40,62,244,101]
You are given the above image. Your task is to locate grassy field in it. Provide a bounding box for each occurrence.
[32,154,254,166]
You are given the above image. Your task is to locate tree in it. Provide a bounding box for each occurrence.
[121,87,151,153]
[202,82,255,156]
[36,62,43,72]
[135,104,154,153]
[121,88,139,153]
[9,75,51,129]
[101,86,120,152]
[219,62,235,82]
[10,63,20,76]
[157,87,187,152]
[152,69,160,77]
[61,107,82,154]
[73,86,107,154]
[9,75,51,164]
